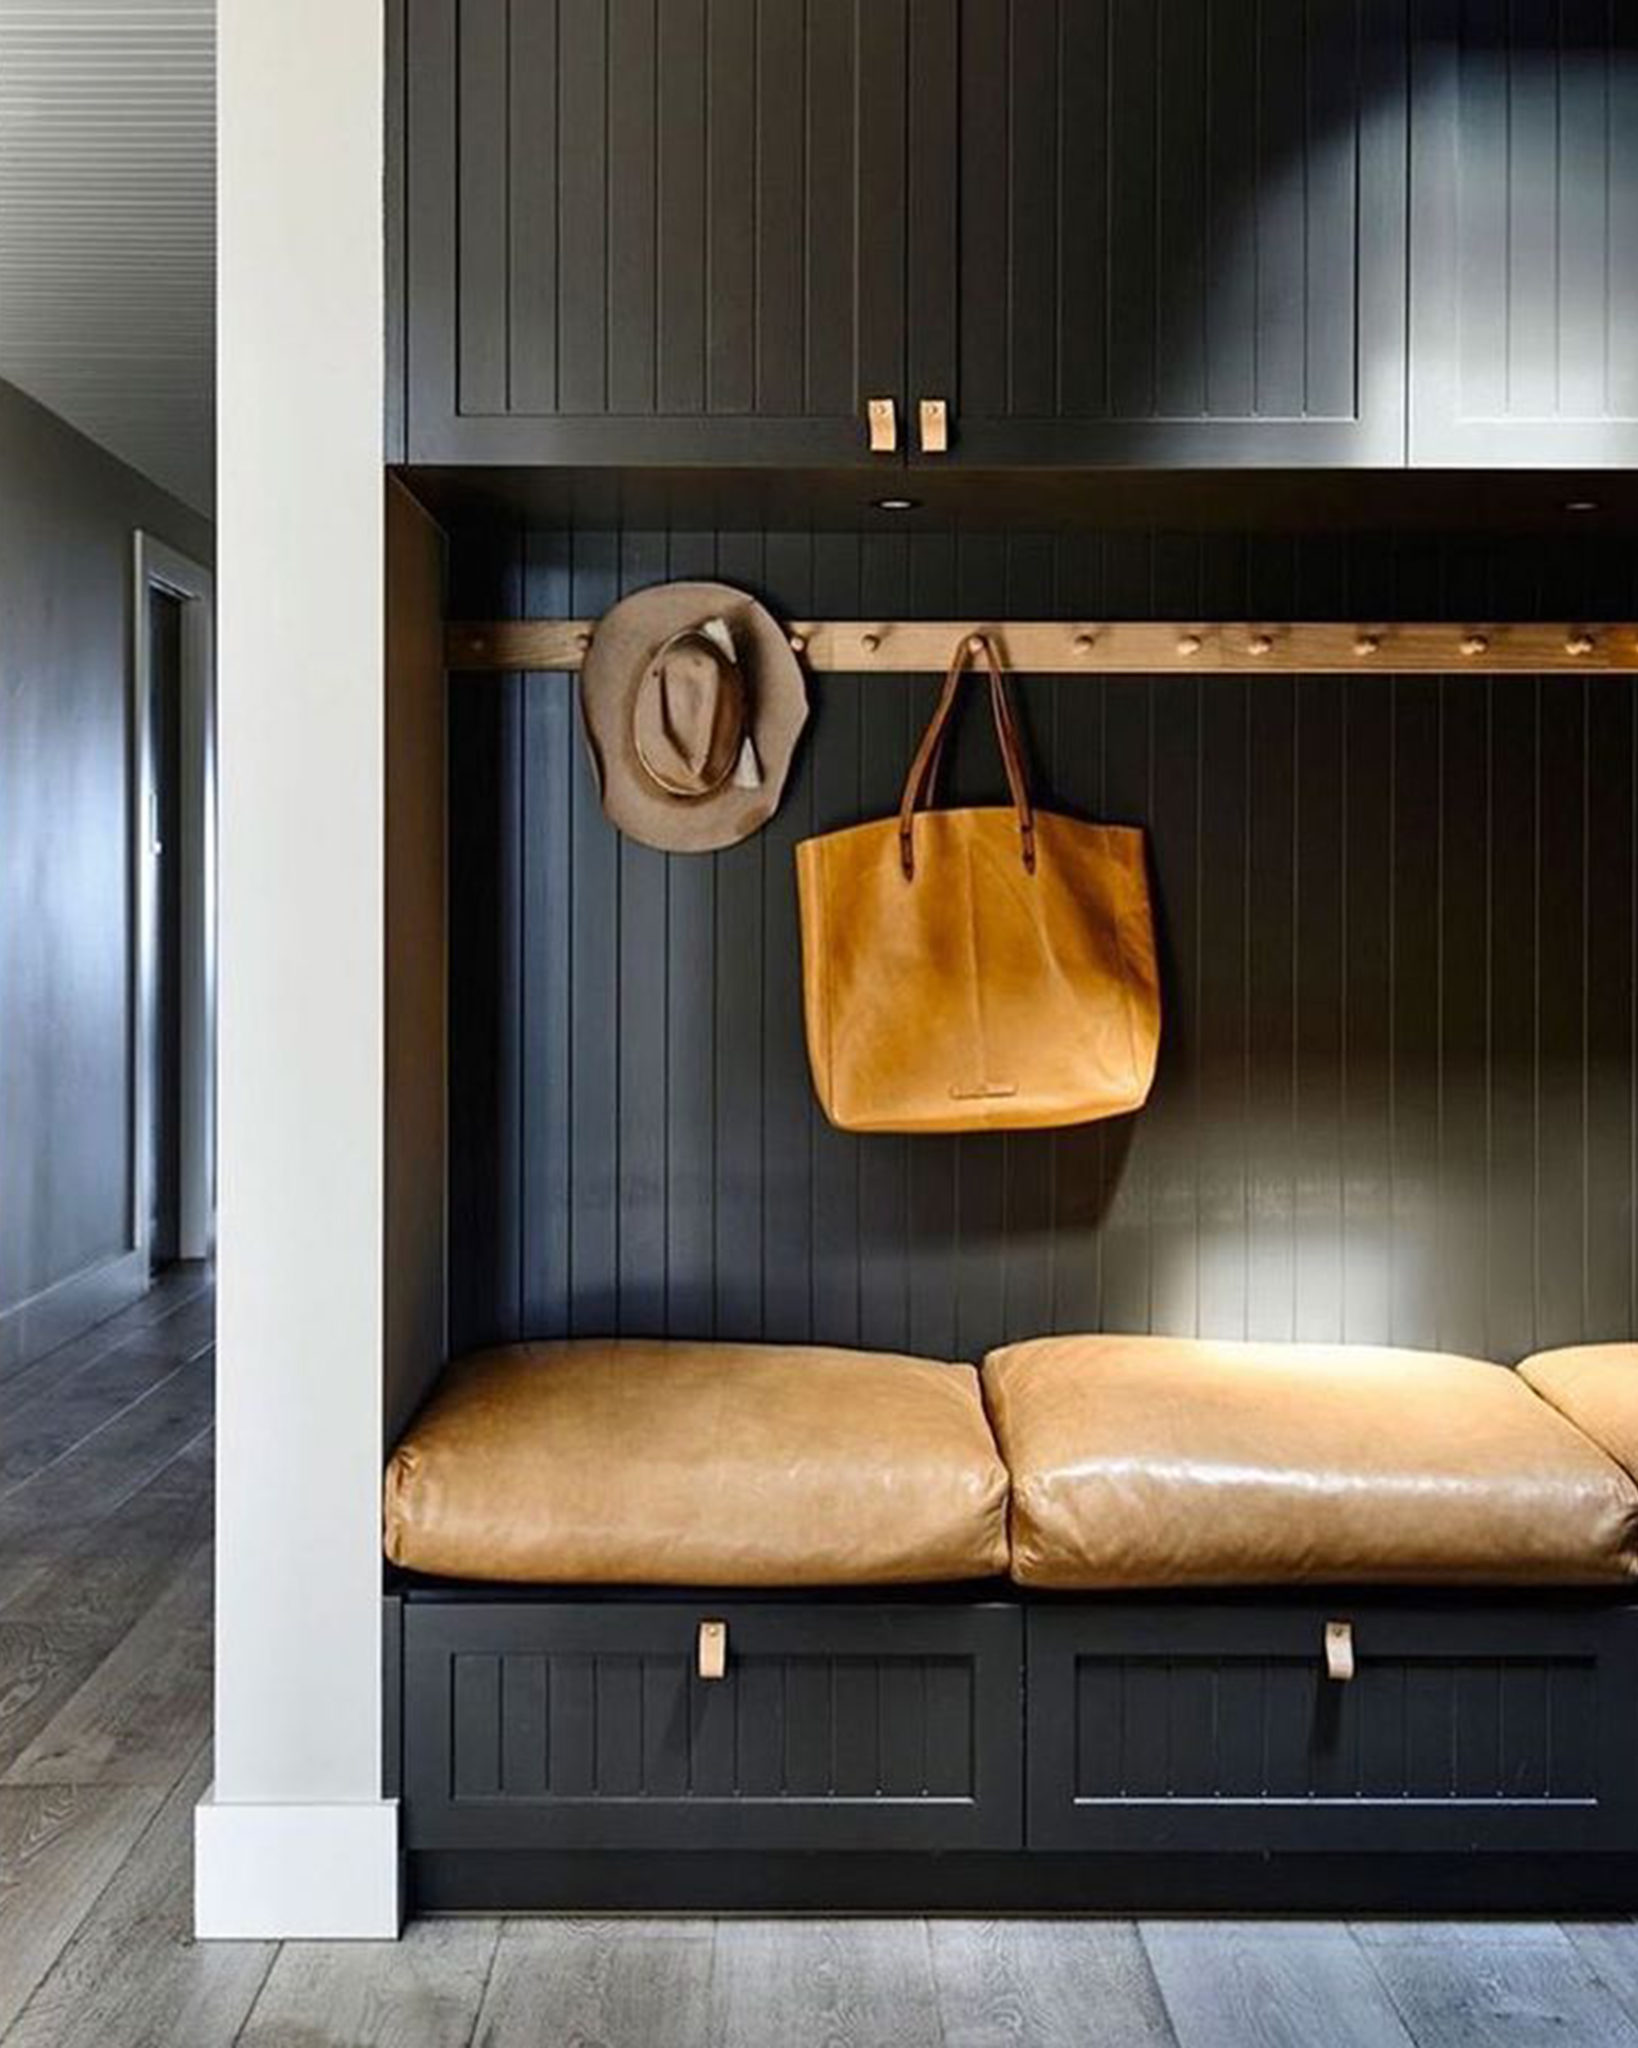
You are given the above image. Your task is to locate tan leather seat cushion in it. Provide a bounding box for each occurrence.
[385,1339,1010,1585]
[1518,1345,1638,1481]
[983,1334,1638,1589]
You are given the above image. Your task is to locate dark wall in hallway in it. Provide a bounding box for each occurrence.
[0,378,213,1364]
[447,521,1638,1368]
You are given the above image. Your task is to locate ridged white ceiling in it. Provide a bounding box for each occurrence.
[0,0,214,514]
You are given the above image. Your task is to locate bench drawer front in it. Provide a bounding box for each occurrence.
[1028,1603,1638,1853]
[404,1600,1022,1852]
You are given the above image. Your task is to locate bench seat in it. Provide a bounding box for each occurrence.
[384,1339,1010,1586]
[983,1334,1638,1589]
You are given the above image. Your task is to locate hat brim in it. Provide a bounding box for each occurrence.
[579,582,809,853]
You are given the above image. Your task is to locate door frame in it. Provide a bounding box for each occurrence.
[132,533,216,1268]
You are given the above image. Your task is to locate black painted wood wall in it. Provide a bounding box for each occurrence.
[448,524,1638,1368]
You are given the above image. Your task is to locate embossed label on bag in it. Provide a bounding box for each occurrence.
[949,1081,1019,1100]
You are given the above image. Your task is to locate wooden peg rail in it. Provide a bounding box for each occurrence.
[445,619,1638,676]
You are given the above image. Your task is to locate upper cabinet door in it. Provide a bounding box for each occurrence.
[402,0,909,465]
[907,0,1409,468]
[1410,0,1638,467]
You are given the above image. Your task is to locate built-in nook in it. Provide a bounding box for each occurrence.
[378,489,1638,1912]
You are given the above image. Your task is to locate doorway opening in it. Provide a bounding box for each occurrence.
[132,535,215,1274]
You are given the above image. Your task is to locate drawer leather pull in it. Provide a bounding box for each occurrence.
[697,1619,728,1681]
[919,397,949,453]
[1324,1619,1355,1683]
[867,397,898,453]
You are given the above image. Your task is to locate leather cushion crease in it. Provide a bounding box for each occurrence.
[384,1339,1011,1585]
[983,1333,1638,1589]
[1518,1345,1638,1483]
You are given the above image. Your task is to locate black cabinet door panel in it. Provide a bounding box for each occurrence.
[403,1598,1024,1852]
[1028,1601,1638,1853]
[404,0,909,464]
[1411,0,1638,466]
[912,0,1409,467]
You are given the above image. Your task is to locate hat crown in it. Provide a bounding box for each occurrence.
[633,621,747,799]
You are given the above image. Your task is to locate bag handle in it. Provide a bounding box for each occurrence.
[897,634,1036,880]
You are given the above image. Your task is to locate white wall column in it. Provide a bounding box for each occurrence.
[197,0,397,1938]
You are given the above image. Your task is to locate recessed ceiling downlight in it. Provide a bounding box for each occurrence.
[1565,498,1600,514]
[873,496,921,512]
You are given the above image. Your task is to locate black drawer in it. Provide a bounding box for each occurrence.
[1027,1600,1638,1854]
[403,1598,1022,1853]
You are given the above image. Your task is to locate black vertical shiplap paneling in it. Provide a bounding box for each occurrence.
[506,0,558,416]
[448,524,1638,1368]
[806,536,863,1349]
[556,0,608,415]
[607,0,658,416]
[660,529,719,1333]
[712,531,769,1337]
[519,528,573,1334]
[567,532,620,1329]
[446,526,523,1349]
[615,530,669,1334]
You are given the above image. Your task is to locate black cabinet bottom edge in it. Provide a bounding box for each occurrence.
[408,1851,1638,1917]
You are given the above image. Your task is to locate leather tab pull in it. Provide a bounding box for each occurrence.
[697,1619,728,1682]
[866,397,897,453]
[1324,1619,1355,1683]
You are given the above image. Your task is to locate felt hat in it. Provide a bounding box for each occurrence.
[578,582,809,852]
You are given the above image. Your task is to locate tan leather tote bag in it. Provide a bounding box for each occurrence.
[795,635,1161,1133]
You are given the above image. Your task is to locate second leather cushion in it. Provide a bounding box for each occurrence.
[385,1339,1011,1586]
[983,1334,1638,1589]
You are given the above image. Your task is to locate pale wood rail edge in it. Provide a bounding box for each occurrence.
[446,619,1638,676]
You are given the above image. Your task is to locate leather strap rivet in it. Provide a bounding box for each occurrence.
[1324,1619,1355,1683]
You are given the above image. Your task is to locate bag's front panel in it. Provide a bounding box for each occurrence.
[798,808,1159,1133]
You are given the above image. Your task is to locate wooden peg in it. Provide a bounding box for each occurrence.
[1247,632,1274,656]
[1353,632,1381,658]
[1567,631,1595,657]
[787,631,807,655]
[697,1619,728,1682]
[1324,1619,1355,1683]
[1176,632,1202,657]
[860,631,881,655]
[1073,632,1096,654]
[1460,632,1489,657]
[966,634,987,655]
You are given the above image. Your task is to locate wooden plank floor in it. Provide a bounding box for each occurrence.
[5,1273,1638,2046]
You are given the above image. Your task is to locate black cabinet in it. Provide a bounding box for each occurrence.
[398,0,1409,470]
[1028,1600,1638,1855]
[402,1596,1024,1853]
[911,0,1409,468]
[1410,0,1638,467]
[402,0,910,466]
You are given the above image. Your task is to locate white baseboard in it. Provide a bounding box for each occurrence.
[194,1790,401,1939]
